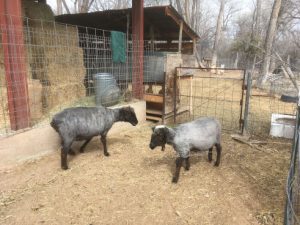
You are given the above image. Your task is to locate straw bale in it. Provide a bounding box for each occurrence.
[42,82,86,111]
[28,79,43,122]
[0,88,9,131]
[24,24,85,87]
[22,0,55,22]
[0,47,5,86]
[0,79,43,130]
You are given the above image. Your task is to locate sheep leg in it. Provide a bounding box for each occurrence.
[79,138,92,153]
[68,149,76,155]
[208,147,213,162]
[61,141,72,170]
[101,135,110,156]
[184,157,190,170]
[214,144,222,167]
[172,157,183,183]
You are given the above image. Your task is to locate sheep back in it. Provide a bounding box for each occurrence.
[51,107,115,141]
[173,117,221,157]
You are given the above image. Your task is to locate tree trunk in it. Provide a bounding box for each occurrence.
[175,0,183,16]
[254,0,262,38]
[184,0,190,25]
[211,0,225,68]
[191,0,196,29]
[258,0,282,86]
[56,0,62,14]
[234,52,239,68]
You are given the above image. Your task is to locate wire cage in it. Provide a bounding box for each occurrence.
[0,14,161,137]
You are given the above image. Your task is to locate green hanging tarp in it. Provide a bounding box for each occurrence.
[111,31,126,63]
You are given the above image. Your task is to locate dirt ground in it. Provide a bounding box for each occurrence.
[0,123,291,225]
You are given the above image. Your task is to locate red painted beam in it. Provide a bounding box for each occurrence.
[0,0,30,130]
[132,0,144,99]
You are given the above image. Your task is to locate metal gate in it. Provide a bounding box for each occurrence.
[174,67,246,132]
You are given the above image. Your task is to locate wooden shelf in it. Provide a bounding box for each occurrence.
[146,115,162,122]
[144,94,163,104]
[146,109,163,116]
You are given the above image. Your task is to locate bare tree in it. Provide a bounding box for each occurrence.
[258,0,283,86]
[175,0,184,16]
[56,0,63,14]
[211,0,225,67]
[254,0,262,38]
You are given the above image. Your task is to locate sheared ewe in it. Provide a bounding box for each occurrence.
[51,106,138,170]
[149,117,221,183]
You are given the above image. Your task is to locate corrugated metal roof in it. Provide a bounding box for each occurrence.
[55,5,199,41]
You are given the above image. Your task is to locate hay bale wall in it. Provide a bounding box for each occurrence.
[25,23,86,112]
[0,22,86,132]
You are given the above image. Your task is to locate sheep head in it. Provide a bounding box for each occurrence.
[120,106,138,126]
[149,125,168,150]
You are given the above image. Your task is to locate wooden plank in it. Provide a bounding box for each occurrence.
[146,115,162,122]
[144,94,163,103]
[146,109,163,116]
[178,20,183,53]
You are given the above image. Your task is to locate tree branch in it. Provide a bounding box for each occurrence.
[62,0,71,14]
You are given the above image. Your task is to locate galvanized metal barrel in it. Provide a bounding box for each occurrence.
[93,73,120,106]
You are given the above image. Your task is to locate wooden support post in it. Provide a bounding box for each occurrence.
[193,38,197,55]
[132,0,144,99]
[0,0,30,130]
[178,20,183,53]
[189,76,193,116]
[150,25,154,52]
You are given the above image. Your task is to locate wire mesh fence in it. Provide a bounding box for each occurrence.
[174,67,245,132]
[174,65,298,137]
[285,102,300,225]
[0,14,160,137]
[246,61,299,136]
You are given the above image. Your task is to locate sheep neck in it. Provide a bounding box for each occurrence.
[165,127,176,145]
[112,108,125,123]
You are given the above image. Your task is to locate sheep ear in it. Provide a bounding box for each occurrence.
[163,127,169,134]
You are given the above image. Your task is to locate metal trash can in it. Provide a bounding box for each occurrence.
[93,73,120,107]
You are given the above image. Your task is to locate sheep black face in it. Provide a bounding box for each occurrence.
[149,126,167,150]
[120,107,138,126]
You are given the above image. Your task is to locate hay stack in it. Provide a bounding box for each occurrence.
[28,79,43,122]
[0,79,43,131]
[43,82,85,110]
[25,23,86,112]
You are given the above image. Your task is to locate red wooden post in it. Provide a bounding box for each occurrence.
[0,0,30,130]
[132,0,144,99]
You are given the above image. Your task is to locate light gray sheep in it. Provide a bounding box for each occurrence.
[149,117,222,183]
[51,106,138,170]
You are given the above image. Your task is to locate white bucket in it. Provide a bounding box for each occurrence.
[270,113,296,139]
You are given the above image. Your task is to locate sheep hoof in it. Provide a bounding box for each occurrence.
[79,149,85,153]
[185,167,190,171]
[104,152,110,157]
[68,149,76,155]
[172,177,178,183]
[61,165,68,170]
[214,162,220,167]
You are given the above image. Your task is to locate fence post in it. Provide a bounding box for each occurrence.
[242,71,252,135]
[284,90,300,225]
[173,70,177,124]
[0,1,30,130]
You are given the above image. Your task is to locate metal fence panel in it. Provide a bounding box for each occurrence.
[0,15,159,137]
[175,67,245,132]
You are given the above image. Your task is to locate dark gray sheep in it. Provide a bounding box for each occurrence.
[149,117,222,183]
[51,106,138,170]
